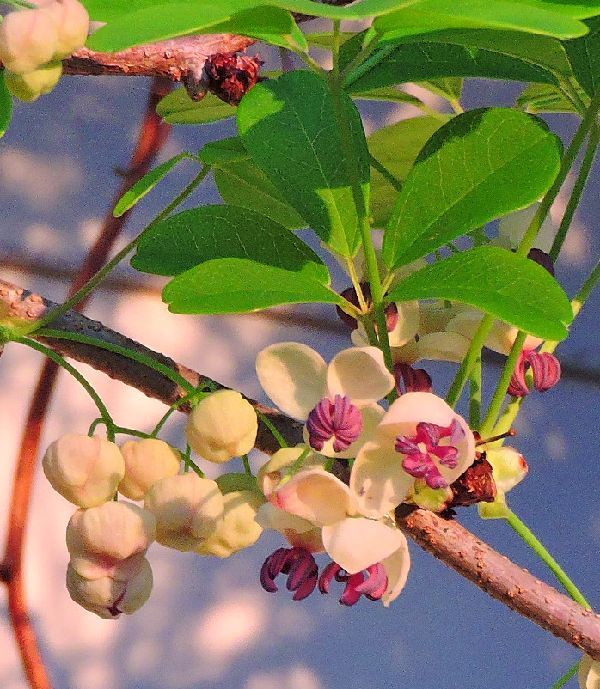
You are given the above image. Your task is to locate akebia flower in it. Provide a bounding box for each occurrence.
[256,343,394,458]
[186,389,258,463]
[478,447,529,519]
[39,0,90,59]
[266,466,410,606]
[144,473,224,551]
[43,434,125,508]
[119,438,181,501]
[352,392,475,517]
[0,8,59,74]
[508,349,561,397]
[4,62,63,102]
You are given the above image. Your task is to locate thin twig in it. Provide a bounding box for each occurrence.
[0,78,172,689]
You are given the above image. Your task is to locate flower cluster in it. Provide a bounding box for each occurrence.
[43,390,263,617]
[0,0,89,101]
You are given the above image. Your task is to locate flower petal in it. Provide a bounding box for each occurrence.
[327,347,395,406]
[271,468,356,527]
[414,331,471,363]
[256,342,327,420]
[256,503,324,552]
[322,517,406,574]
[579,655,600,689]
[381,538,410,606]
[350,441,414,518]
[388,301,420,347]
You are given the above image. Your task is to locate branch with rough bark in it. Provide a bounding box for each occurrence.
[1,276,599,659]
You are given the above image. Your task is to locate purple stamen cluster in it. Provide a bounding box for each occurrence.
[306,394,363,452]
[508,349,561,397]
[260,547,389,606]
[260,547,319,601]
[318,562,388,606]
[394,362,433,395]
[395,420,463,489]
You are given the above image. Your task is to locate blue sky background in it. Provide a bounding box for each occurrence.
[0,41,598,689]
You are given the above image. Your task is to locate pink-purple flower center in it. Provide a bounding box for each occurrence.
[260,547,388,606]
[395,420,464,489]
[508,349,561,397]
[306,394,363,452]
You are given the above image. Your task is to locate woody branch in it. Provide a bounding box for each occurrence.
[1,276,599,659]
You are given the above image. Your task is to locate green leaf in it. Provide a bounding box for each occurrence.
[156,88,235,125]
[351,85,426,107]
[386,246,573,340]
[373,1,590,41]
[113,153,191,217]
[347,30,572,92]
[564,16,600,96]
[383,108,563,269]
[0,73,12,140]
[216,472,259,494]
[163,258,342,314]
[237,70,370,257]
[517,83,583,112]
[514,1,600,19]
[199,137,250,165]
[132,204,326,281]
[421,77,464,103]
[214,160,306,229]
[368,116,448,227]
[86,2,298,51]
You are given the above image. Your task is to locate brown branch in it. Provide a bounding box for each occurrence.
[0,79,172,689]
[0,278,598,658]
[62,35,255,80]
[398,508,600,658]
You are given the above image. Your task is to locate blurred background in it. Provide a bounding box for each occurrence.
[0,37,598,689]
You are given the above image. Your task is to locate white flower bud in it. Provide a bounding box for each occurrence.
[144,473,224,551]
[119,438,181,501]
[186,390,258,464]
[66,501,156,579]
[196,490,264,558]
[4,61,63,102]
[66,557,153,619]
[43,434,125,507]
[485,447,529,494]
[257,447,306,497]
[41,0,89,58]
[0,9,58,73]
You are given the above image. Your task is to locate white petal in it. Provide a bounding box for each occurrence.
[498,203,556,253]
[271,468,356,527]
[256,342,327,420]
[579,656,600,689]
[255,503,324,552]
[414,331,471,363]
[419,301,463,334]
[327,347,395,406]
[381,539,411,606]
[377,392,475,486]
[351,441,414,518]
[388,301,420,347]
[350,324,369,347]
[322,517,406,574]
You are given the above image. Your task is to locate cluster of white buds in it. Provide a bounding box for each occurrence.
[0,0,89,101]
[43,389,264,617]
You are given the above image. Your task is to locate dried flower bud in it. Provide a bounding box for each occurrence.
[40,0,89,58]
[186,390,258,464]
[144,473,224,551]
[0,8,59,73]
[119,438,181,501]
[202,52,263,105]
[43,433,125,507]
[66,501,156,579]
[449,456,497,507]
[66,557,153,619]
[196,490,264,558]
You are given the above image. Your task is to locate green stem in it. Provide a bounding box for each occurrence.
[37,327,196,393]
[518,90,600,258]
[330,22,394,375]
[31,165,211,331]
[572,259,600,317]
[16,336,115,438]
[479,331,527,437]
[256,411,288,449]
[369,154,403,192]
[446,314,494,408]
[468,353,482,429]
[150,386,213,438]
[552,662,580,689]
[504,508,591,609]
[551,123,600,261]
[242,455,253,476]
[342,41,394,89]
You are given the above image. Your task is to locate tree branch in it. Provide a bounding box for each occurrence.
[0,276,598,658]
